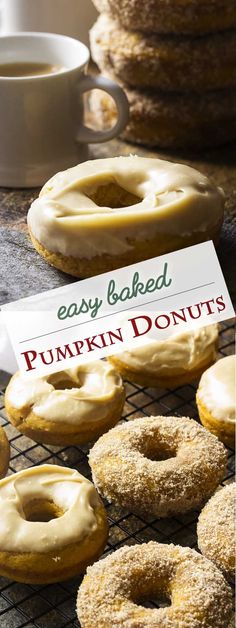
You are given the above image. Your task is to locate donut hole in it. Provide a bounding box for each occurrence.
[138,593,171,610]
[122,563,172,614]
[131,580,171,611]
[47,373,77,391]
[23,499,64,522]
[145,448,174,462]
[136,436,177,462]
[84,181,141,208]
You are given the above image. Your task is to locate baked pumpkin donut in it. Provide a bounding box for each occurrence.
[196,355,235,448]
[91,85,236,149]
[109,324,218,388]
[5,361,125,446]
[89,415,226,518]
[28,156,224,277]
[0,425,10,478]
[93,0,236,35]
[197,483,236,583]
[77,541,233,627]
[91,15,236,92]
[0,464,108,584]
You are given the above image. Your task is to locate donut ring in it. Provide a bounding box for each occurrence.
[0,464,108,584]
[0,425,10,478]
[5,361,125,446]
[198,484,236,583]
[91,15,236,92]
[90,85,236,149]
[109,324,218,388]
[77,541,233,627]
[93,0,236,35]
[28,156,224,278]
[196,355,235,448]
[89,415,227,518]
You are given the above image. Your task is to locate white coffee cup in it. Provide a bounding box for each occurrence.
[0,32,129,188]
[0,0,98,47]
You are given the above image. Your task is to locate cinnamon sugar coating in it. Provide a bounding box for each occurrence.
[198,483,236,583]
[90,85,236,149]
[89,415,227,518]
[91,15,236,91]
[92,0,236,34]
[77,541,233,627]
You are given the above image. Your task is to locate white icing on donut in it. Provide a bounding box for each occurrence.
[197,355,236,423]
[114,324,218,376]
[27,156,224,259]
[7,361,123,424]
[0,465,99,553]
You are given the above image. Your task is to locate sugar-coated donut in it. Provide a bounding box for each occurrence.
[92,0,236,35]
[0,425,10,478]
[0,464,108,584]
[91,86,236,149]
[28,156,224,278]
[89,415,226,518]
[91,15,236,92]
[197,483,236,583]
[77,541,233,627]
[196,355,235,448]
[5,361,125,446]
[109,324,218,388]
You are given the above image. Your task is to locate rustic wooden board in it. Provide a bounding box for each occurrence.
[0,140,236,307]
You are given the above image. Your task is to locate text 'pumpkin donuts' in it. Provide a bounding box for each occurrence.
[5,361,125,446]
[28,156,224,277]
[77,541,233,627]
[89,415,227,518]
[0,464,108,583]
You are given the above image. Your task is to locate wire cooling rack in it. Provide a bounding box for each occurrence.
[0,320,235,628]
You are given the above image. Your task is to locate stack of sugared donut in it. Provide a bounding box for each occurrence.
[90,0,236,148]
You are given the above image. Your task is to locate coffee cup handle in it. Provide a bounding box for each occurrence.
[76,75,129,143]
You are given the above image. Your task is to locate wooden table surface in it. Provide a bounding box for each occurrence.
[0,139,236,308]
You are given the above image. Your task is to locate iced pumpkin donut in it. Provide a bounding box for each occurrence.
[5,361,125,446]
[89,415,227,518]
[109,324,218,388]
[0,464,108,584]
[197,483,236,583]
[77,541,233,627]
[93,0,236,35]
[91,15,236,91]
[196,355,236,448]
[0,425,10,478]
[27,156,224,278]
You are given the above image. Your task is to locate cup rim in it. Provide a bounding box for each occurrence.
[0,31,90,80]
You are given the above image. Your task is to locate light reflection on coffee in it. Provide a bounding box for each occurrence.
[0,62,64,77]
